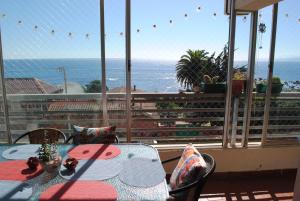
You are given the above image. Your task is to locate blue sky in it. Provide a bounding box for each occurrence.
[0,0,299,61]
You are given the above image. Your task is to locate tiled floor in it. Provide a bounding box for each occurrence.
[199,171,296,201]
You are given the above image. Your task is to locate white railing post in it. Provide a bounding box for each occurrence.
[0,27,12,144]
[261,3,278,146]
[125,0,132,142]
[231,97,239,147]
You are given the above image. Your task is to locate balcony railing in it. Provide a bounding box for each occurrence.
[1,92,300,145]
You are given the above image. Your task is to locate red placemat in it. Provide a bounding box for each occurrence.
[68,144,121,160]
[39,181,118,201]
[0,160,43,181]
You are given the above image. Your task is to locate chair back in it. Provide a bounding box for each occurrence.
[67,133,119,144]
[170,153,216,201]
[14,128,67,144]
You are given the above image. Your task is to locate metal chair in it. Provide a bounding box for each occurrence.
[66,134,119,144]
[162,153,216,201]
[66,130,119,144]
[13,128,67,144]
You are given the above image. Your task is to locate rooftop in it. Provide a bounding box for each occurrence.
[5,78,62,94]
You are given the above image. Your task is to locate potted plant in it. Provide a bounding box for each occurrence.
[203,75,226,93]
[271,76,284,94]
[232,71,246,96]
[38,131,62,173]
[256,76,283,94]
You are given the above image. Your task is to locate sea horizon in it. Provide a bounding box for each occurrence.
[3,58,300,92]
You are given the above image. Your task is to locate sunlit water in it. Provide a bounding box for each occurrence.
[4,58,300,92]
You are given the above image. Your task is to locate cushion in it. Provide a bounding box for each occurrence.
[72,125,116,136]
[72,125,117,144]
[169,144,207,190]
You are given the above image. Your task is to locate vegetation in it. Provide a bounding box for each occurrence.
[38,131,57,162]
[203,75,220,84]
[176,45,228,90]
[233,71,246,80]
[272,76,282,84]
[84,80,108,93]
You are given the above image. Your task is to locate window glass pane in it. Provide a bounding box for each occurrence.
[0,0,121,143]
[131,0,229,144]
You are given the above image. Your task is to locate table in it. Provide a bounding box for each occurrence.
[0,144,169,201]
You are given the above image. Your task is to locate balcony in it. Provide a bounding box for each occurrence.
[2,92,300,145]
[0,0,299,200]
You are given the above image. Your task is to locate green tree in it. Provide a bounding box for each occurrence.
[84,80,108,93]
[176,49,211,90]
[176,46,228,90]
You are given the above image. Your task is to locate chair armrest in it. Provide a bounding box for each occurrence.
[13,133,29,144]
[60,131,67,143]
[115,135,119,143]
[66,135,74,144]
[161,156,181,164]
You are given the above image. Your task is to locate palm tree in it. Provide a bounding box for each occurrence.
[176,47,229,90]
[176,49,211,90]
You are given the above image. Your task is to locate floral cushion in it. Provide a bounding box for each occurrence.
[169,144,207,190]
[72,125,116,136]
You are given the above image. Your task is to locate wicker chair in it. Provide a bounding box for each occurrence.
[66,133,119,144]
[13,128,67,144]
[162,153,216,201]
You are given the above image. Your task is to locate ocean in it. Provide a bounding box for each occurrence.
[3,58,300,92]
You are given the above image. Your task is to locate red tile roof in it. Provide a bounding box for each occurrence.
[48,101,126,111]
[5,78,62,94]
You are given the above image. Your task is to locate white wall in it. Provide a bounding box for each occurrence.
[158,146,300,173]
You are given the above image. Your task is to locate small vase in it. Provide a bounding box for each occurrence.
[40,155,62,173]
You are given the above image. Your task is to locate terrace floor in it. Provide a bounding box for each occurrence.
[200,170,296,201]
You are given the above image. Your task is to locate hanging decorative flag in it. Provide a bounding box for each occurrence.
[153,24,156,28]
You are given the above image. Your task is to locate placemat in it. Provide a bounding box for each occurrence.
[2,145,40,160]
[60,159,121,180]
[67,144,121,160]
[39,181,117,201]
[0,181,32,201]
[119,158,166,188]
[0,160,43,181]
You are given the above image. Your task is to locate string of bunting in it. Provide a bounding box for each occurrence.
[0,8,299,39]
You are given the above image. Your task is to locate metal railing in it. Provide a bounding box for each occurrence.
[0,92,300,145]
